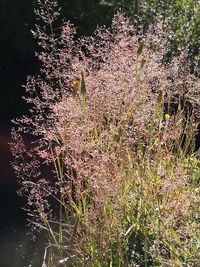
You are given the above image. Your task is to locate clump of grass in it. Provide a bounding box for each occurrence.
[10,0,200,266]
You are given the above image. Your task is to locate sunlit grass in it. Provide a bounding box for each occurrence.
[10,1,200,266]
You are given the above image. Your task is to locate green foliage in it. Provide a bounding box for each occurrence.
[100,0,140,16]
[101,0,200,71]
[142,0,200,68]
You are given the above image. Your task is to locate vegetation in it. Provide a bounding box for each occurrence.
[10,0,200,266]
[1,0,199,71]
[101,0,200,72]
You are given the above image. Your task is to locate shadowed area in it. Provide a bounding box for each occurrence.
[0,130,46,266]
[0,60,45,265]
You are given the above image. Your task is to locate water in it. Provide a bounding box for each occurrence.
[0,181,46,267]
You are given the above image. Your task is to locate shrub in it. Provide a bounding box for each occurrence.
[11,0,200,266]
[101,0,200,73]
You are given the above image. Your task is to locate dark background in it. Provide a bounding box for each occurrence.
[0,1,113,266]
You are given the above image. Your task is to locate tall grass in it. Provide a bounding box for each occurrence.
[10,0,200,266]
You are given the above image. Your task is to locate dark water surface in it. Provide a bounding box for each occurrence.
[0,140,46,267]
[0,187,45,267]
